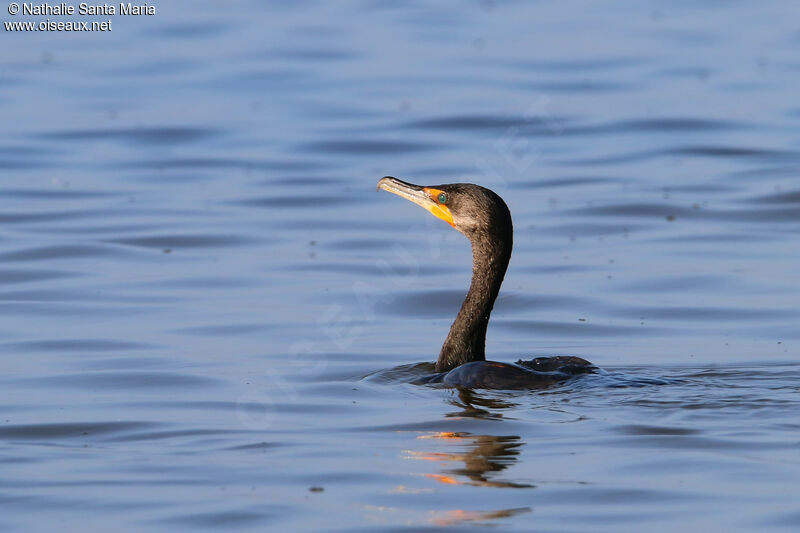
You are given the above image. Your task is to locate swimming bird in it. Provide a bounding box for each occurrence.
[377,176,594,389]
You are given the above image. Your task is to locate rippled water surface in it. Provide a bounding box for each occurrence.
[2,1,800,531]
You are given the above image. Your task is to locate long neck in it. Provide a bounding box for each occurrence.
[436,231,512,372]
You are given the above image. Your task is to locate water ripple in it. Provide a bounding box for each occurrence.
[669,145,798,159]
[0,339,153,353]
[496,319,661,337]
[121,157,321,171]
[615,425,700,436]
[408,114,570,131]
[614,306,795,322]
[301,139,441,154]
[1,188,115,200]
[235,194,362,208]
[107,234,255,250]
[158,509,275,529]
[513,57,645,72]
[0,269,78,285]
[0,421,156,441]
[0,244,129,262]
[380,290,591,318]
[748,189,800,204]
[41,127,218,146]
[21,371,219,390]
[0,210,115,224]
[566,203,800,223]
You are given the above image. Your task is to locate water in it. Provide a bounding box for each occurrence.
[2,1,799,531]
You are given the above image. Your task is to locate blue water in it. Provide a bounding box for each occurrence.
[2,1,800,531]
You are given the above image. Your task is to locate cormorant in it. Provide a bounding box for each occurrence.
[377,176,594,389]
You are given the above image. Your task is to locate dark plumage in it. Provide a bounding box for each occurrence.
[377,176,594,388]
[433,183,512,372]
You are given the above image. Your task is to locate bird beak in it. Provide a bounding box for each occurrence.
[377,176,455,227]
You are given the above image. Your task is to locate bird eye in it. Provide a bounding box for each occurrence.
[437,192,447,204]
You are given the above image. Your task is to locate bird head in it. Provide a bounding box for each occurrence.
[377,176,511,241]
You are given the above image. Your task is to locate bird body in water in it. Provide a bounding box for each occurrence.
[377,176,594,389]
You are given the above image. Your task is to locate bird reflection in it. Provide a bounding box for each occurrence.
[427,506,531,527]
[408,430,534,489]
[445,388,519,419]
